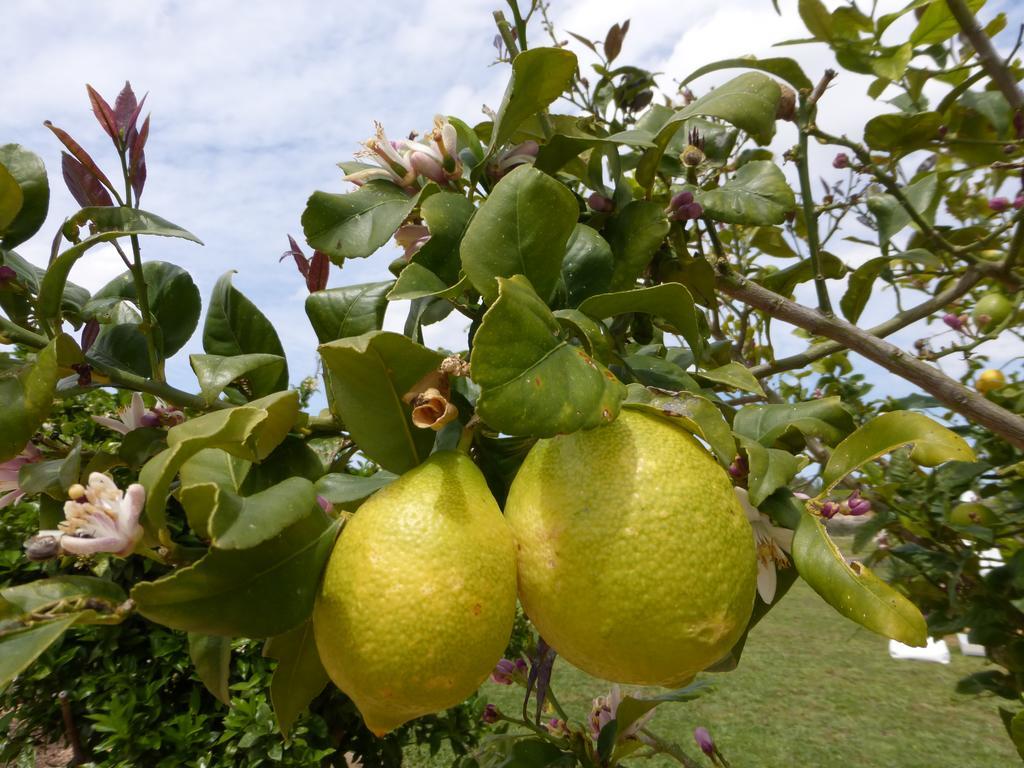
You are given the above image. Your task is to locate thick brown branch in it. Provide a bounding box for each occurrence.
[946,0,1024,111]
[720,274,1024,450]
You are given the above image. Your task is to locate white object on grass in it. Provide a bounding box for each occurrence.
[956,633,987,657]
[888,637,950,664]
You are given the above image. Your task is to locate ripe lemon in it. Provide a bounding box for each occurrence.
[972,293,1015,330]
[976,368,1006,393]
[505,409,756,687]
[313,451,517,735]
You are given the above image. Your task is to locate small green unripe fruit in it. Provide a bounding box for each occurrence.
[949,502,997,528]
[972,293,1014,330]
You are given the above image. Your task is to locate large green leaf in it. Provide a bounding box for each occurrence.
[89,261,201,357]
[302,180,415,262]
[910,0,985,45]
[179,448,251,540]
[864,111,943,153]
[190,353,286,405]
[821,411,974,494]
[138,391,299,534]
[603,201,670,290]
[866,173,938,246]
[188,633,232,704]
[699,161,796,225]
[264,619,328,737]
[578,283,706,362]
[839,249,939,323]
[561,224,615,307]
[203,271,289,397]
[470,275,625,437]
[487,47,578,156]
[758,251,846,297]
[132,511,338,639]
[305,282,392,343]
[0,575,127,620]
[0,334,80,462]
[0,163,23,232]
[622,384,735,466]
[39,207,201,321]
[0,617,76,691]
[460,165,578,304]
[637,73,782,188]
[682,56,812,90]
[612,681,713,748]
[314,470,398,511]
[533,129,654,175]
[209,477,317,550]
[694,362,765,396]
[733,397,855,447]
[793,511,927,646]
[389,191,474,300]
[0,144,49,249]
[319,331,443,474]
[738,435,806,506]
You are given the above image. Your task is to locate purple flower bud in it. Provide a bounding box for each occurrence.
[491,658,517,685]
[684,202,704,220]
[669,190,694,210]
[728,455,748,479]
[482,704,500,724]
[514,658,527,674]
[317,495,333,514]
[846,491,872,516]
[942,313,964,331]
[832,153,850,169]
[1015,193,1024,211]
[989,197,1011,213]
[0,265,16,286]
[409,151,448,186]
[694,727,715,757]
[588,193,615,213]
[820,501,841,519]
[139,411,161,428]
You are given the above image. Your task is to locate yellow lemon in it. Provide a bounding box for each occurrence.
[976,368,1006,394]
[505,409,756,687]
[313,451,517,735]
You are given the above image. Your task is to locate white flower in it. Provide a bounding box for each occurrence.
[589,685,654,742]
[0,442,42,508]
[32,473,145,557]
[91,393,182,434]
[735,487,793,604]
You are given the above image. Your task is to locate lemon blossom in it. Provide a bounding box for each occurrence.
[735,487,793,604]
[589,685,654,742]
[0,442,42,508]
[91,392,182,435]
[30,473,144,557]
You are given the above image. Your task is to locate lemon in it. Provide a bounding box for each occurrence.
[949,502,997,528]
[505,409,757,687]
[313,451,517,735]
[972,293,1015,330]
[976,368,1006,394]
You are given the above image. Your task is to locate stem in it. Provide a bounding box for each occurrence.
[0,315,48,347]
[751,266,984,376]
[797,126,832,314]
[945,0,1024,111]
[638,729,702,768]
[86,356,222,411]
[493,10,554,140]
[718,272,1024,450]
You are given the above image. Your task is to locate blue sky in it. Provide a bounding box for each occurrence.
[1,0,1019,408]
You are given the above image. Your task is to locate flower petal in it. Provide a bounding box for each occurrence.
[756,561,777,604]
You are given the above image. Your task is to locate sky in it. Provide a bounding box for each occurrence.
[1,0,1020,409]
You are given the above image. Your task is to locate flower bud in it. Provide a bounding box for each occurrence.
[728,455,748,479]
[317,495,333,514]
[482,704,500,724]
[490,658,518,685]
[694,727,715,757]
[776,86,797,121]
[680,144,705,167]
[942,313,964,331]
[1015,193,1024,210]
[832,153,850,170]
[669,190,694,211]
[24,534,61,562]
[588,193,615,213]
[847,493,872,516]
[0,265,16,286]
[546,718,569,737]
[989,197,1011,213]
[820,501,841,519]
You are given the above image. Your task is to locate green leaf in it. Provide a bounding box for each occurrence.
[839,249,939,323]
[264,619,328,738]
[189,353,287,405]
[637,73,781,189]
[694,362,765,396]
[869,43,913,82]
[682,56,812,90]
[1,575,126,620]
[188,633,232,704]
[759,251,846,297]
[389,191,474,300]
[561,224,615,307]
[793,511,927,646]
[738,435,806,506]
[0,144,49,249]
[699,161,796,226]
[533,129,654,175]
[470,275,625,437]
[0,334,80,462]
[209,477,317,550]
[305,282,392,343]
[302,181,415,262]
[821,411,974,493]
[319,331,443,474]
[603,201,670,290]
[203,271,289,397]
[0,163,23,232]
[179,448,251,539]
[0,617,76,691]
[578,283,706,362]
[1009,709,1024,761]
[314,470,398,511]
[554,309,615,362]
[864,111,942,152]
[910,0,985,45]
[867,173,939,248]
[18,439,81,498]
[460,164,578,304]
[614,681,713,739]
[733,397,855,447]
[798,0,834,40]
[139,391,299,534]
[487,47,578,156]
[133,510,338,638]
[89,261,201,357]
[622,385,736,466]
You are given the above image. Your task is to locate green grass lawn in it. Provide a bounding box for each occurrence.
[410,577,1017,767]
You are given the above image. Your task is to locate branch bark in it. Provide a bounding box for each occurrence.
[946,0,1024,111]
[719,273,1024,450]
